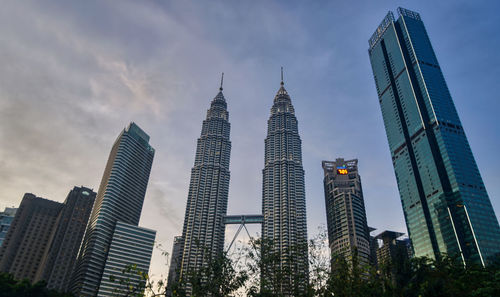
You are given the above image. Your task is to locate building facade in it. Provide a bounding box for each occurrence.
[322,159,370,266]
[175,81,231,289]
[261,76,308,294]
[70,122,155,296]
[166,236,183,296]
[35,186,96,292]
[96,221,156,297]
[368,7,500,265]
[0,207,17,247]
[0,194,63,282]
[373,230,409,267]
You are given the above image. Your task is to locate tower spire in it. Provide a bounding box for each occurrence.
[220,72,224,91]
[280,67,284,86]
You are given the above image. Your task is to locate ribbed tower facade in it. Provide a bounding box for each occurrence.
[70,123,155,296]
[368,7,500,265]
[322,159,370,266]
[177,82,231,287]
[261,77,308,295]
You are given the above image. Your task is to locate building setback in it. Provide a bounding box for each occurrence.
[0,207,17,247]
[0,194,63,282]
[97,221,155,297]
[35,186,96,292]
[368,7,500,265]
[261,74,308,295]
[70,122,155,296]
[322,159,370,266]
[172,78,231,292]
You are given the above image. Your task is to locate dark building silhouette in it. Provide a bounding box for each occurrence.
[368,7,500,265]
[34,186,96,292]
[0,194,63,282]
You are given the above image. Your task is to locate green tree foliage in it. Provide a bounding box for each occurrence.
[113,229,500,297]
[0,273,74,297]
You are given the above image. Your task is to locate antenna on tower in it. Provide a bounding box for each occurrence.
[280,67,284,86]
[220,72,224,91]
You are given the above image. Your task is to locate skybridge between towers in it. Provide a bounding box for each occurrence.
[223,214,263,251]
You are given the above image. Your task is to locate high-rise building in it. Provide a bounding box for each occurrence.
[70,122,155,296]
[35,186,96,292]
[261,72,308,294]
[322,159,370,266]
[373,230,410,267]
[166,236,183,297]
[0,194,63,282]
[0,207,17,247]
[368,7,500,265]
[174,77,231,290]
[96,221,155,297]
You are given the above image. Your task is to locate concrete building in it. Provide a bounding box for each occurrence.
[70,122,155,296]
[368,7,500,265]
[261,72,308,295]
[0,194,63,282]
[35,186,96,292]
[322,159,370,267]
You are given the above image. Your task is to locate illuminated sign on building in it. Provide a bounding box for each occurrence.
[337,169,348,175]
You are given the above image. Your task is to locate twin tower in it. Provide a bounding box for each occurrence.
[169,72,308,295]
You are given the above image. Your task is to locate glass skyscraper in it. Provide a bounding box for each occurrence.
[261,74,308,294]
[173,80,231,291]
[368,7,500,265]
[70,122,155,296]
[96,221,155,297]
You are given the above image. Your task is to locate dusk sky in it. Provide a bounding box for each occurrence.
[1,0,499,281]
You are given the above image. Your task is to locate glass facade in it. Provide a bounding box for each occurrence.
[368,7,500,265]
[70,122,155,296]
[96,221,155,297]
[0,208,17,247]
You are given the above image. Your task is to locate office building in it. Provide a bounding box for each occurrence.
[322,158,370,266]
[96,221,155,297]
[368,7,500,265]
[0,194,63,282]
[174,77,231,291]
[166,236,182,296]
[373,230,410,267]
[35,186,96,292]
[0,207,17,247]
[261,72,308,294]
[70,122,155,296]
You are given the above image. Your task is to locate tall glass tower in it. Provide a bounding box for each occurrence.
[368,7,500,265]
[70,122,155,296]
[176,77,231,288]
[261,72,308,294]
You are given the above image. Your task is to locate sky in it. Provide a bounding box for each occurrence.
[1,0,500,283]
